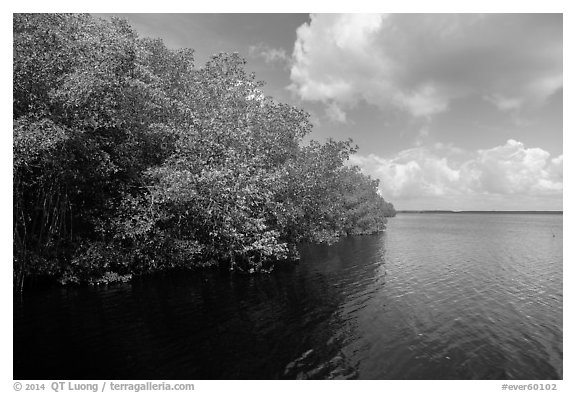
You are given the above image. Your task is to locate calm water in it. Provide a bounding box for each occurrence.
[14,213,563,379]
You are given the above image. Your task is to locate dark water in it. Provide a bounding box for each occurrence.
[14,213,562,379]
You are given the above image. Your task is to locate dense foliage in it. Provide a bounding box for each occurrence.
[13,14,395,289]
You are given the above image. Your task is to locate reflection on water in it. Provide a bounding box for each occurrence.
[14,214,562,379]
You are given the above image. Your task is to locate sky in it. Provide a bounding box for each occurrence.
[98,13,563,211]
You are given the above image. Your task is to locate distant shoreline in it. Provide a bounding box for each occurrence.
[396,210,563,215]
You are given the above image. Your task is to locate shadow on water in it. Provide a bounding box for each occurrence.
[14,234,388,380]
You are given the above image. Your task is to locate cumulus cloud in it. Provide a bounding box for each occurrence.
[349,140,562,209]
[469,140,562,195]
[289,14,562,119]
[289,14,390,105]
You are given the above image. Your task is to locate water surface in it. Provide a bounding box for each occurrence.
[14,213,562,379]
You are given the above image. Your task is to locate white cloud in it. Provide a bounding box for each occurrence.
[395,83,449,118]
[289,14,562,119]
[470,140,563,195]
[349,140,562,209]
[484,94,524,112]
[249,43,289,65]
[289,14,392,112]
[325,102,348,123]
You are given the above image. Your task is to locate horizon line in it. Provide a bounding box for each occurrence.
[396,210,563,214]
